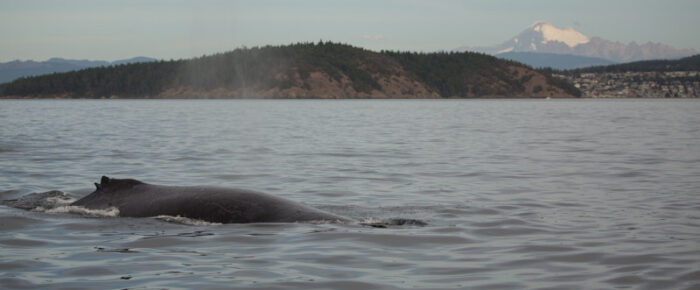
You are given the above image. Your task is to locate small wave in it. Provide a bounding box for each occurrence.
[359,217,385,225]
[359,217,428,228]
[45,195,76,206]
[308,218,353,225]
[154,215,222,226]
[2,190,75,210]
[95,247,140,253]
[38,205,120,218]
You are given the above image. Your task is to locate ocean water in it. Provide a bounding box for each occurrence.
[1,99,699,289]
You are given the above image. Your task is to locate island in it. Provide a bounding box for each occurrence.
[0,42,580,99]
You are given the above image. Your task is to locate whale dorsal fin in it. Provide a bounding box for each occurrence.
[98,176,144,190]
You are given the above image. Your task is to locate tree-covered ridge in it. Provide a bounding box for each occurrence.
[0,60,181,97]
[568,54,700,74]
[384,50,579,97]
[0,42,580,98]
[385,50,513,96]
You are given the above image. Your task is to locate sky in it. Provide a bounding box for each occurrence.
[1,0,699,62]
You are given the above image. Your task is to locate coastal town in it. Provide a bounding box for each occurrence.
[559,71,700,98]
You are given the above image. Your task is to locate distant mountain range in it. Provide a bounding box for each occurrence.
[569,54,700,73]
[458,21,698,69]
[495,52,615,70]
[0,57,158,84]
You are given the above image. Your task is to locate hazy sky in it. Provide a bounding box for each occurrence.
[1,0,699,62]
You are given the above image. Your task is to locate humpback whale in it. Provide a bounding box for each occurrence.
[3,177,427,226]
[69,176,349,223]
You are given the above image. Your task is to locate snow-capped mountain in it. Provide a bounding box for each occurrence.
[459,21,698,64]
[484,21,590,54]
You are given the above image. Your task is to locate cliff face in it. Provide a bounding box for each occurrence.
[153,67,572,99]
[153,56,442,99]
[152,71,439,99]
[0,42,580,99]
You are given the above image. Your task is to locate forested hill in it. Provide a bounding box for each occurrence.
[568,54,700,74]
[0,42,580,99]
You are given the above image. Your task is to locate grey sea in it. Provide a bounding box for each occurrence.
[1,99,699,289]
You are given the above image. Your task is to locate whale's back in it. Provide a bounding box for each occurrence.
[72,177,348,223]
[121,184,345,223]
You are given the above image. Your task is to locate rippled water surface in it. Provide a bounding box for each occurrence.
[1,99,699,289]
